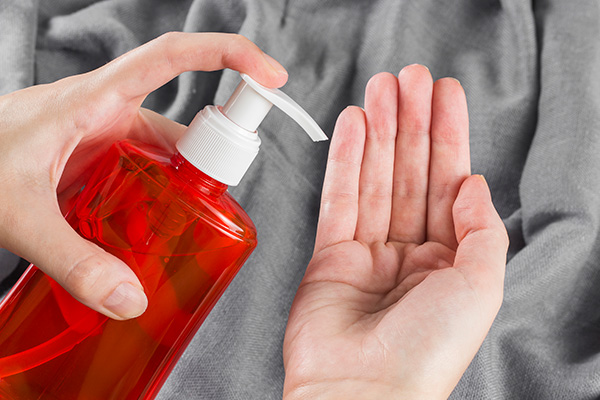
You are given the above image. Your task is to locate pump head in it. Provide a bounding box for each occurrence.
[176,73,328,186]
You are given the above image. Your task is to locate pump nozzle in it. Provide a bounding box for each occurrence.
[176,73,328,186]
[223,74,328,141]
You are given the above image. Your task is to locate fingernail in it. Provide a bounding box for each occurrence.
[449,77,462,86]
[263,53,288,76]
[409,63,429,72]
[477,174,487,184]
[400,64,429,75]
[104,282,148,319]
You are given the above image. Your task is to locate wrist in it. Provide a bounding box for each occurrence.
[283,379,444,400]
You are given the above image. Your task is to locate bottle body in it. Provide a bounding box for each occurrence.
[0,140,257,399]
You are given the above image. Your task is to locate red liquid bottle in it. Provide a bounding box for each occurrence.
[0,74,327,399]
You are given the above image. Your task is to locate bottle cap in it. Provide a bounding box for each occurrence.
[176,74,328,186]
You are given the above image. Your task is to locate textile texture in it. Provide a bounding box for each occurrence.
[1,0,599,398]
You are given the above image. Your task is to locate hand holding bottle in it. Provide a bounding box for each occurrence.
[282,65,509,399]
[0,32,288,320]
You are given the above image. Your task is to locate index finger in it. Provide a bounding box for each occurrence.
[96,32,288,100]
[314,106,366,253]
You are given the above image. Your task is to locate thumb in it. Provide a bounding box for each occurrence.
[452,175,509,319]
[1,197,147,321]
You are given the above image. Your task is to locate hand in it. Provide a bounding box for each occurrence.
[0,32,288,320]
[282,65,508,399]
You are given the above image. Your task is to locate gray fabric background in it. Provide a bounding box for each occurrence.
[1,0,599,398]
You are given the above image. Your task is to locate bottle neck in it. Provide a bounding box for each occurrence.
[170,153,228,197]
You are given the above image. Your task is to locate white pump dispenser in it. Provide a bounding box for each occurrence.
[176,74,328,186]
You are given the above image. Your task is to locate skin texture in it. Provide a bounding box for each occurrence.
[0,32,288,320]
[282,66,509,399]
[0,33,508,397]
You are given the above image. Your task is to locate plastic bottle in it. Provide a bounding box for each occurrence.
[0,73,327,399]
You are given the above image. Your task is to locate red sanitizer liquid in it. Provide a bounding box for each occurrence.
[0,140,257,399]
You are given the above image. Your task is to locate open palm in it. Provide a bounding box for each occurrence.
[283,65,508,399]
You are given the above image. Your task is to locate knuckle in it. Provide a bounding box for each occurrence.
[228,33,252,48]
[435,181,460,203]
[393,176,426,200]
[155,31,182,63]
[398,125,430,140]
[321,191,356,207]
[156,31,181,46]
[452,195,471,216]
[368,126,397,141]
[360,182,392,199]
[157,31,179,59]
[432,127,464,145]
[62,253,106,301]
[223,34,256,63]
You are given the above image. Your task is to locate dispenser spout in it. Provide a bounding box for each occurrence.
[176,73,328,186]
[223,74,328,141]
